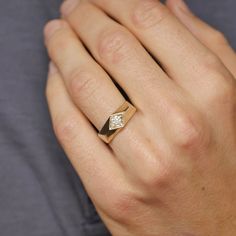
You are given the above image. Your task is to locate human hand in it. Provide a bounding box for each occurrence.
[44,0,236,235]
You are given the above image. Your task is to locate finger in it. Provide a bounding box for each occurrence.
[46,61,129,212]
[44,19,151,171]
[60,0,178,108]
[85,0,233,96]
[43,18,182,184]
[166,0,236,78]
[44,19,125,132]
[59,1,190,154]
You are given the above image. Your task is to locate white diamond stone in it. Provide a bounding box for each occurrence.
[109,112,125,130]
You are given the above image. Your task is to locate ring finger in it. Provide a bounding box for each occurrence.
[44,18,177,183]
[44,19,126,132]
[44,19,153,171]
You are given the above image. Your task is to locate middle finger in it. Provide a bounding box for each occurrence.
[60,0,178,108]
[84,0,232,98]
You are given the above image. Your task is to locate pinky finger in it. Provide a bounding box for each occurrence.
[166,0,236,77]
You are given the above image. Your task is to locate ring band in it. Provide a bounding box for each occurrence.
[98,101,137,143]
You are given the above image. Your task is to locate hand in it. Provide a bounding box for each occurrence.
[44,0,236,235]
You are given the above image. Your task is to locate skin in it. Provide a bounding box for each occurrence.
[44,0,236,235]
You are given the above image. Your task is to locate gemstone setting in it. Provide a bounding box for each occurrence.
[109,112,125,130]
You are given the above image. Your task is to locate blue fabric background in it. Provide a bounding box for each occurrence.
[0,1,235,235]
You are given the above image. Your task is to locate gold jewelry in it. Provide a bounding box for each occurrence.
[98,101,136,143]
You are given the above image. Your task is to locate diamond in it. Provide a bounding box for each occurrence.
[109,112,125,130]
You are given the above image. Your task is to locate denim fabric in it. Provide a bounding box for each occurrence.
[0,1,235,235]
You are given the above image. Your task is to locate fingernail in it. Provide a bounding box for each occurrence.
[44,20,63,41]
[48,61,58,75]
[61,0,79,16]
[177,0,191,14]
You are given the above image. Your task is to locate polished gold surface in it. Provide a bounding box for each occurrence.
[98,101,136,143]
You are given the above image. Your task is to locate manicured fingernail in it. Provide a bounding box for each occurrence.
[48,62,58,75]
[44,20,63,41]
[61,0,79,16]
[177,0,191,14]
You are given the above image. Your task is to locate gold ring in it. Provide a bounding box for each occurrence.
[98,101,137,143]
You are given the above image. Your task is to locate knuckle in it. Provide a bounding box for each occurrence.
[173,111,205,149]
[98,28,131,63]
[139,147,177,189]
[132,0,169,29]
[211,29,229,47]
[141,162,175,189]
[198,52,236,105]
[206,75,236,106]
[69,69,98,102]
[53,115,78,144]
[198,52,227,77]
[130,135,178,189]
[201,52,222,72]
[109,192,140,223]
